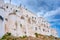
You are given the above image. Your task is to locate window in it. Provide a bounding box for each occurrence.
[35,17,36,19]
[21,16,24,19]
[26,15,28,17]
[26,8,27,10]
[42,20,43,22]
[32,16,36,23]
[35,27,37,30]
[32,19,36,23]
[44,24,45,27]
[20,24,22,27]
[11,8,12,10]
[14,29,16,30]
[6,6,8,8]
[32,16,34,19]
[41,24,43,26]
[32,17,36,19]
[5,18,8,21]
[47,26,48,28]
[15,22,17,27]
[39,27,40,30]
[28,18,31,24]
[43,29,45,31]
[16,10,18,12]
[24,31,26,34]
[48,31,49,32]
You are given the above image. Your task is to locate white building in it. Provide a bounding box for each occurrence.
[0,0,58,37]
[51,28,58,37]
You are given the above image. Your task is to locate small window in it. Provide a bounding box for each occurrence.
[14,29,16,30]
[15,22,17,27]
[32,16,34,19]
[26,15,28,17]
[35,17,36,19]
[20,24,22,27]
[39,27,40,29]
[28,18,31,24]
[44,24,45,27]
[35,27,37,30]
[41,24,43,26]
[24,31,26,34]
[16,10,18,12]
[11,8,12,10]
[26,8,27,10]
[42,20,43,22]
[48,31,49,32]
[32,19,36,23]
[6,6,8,8]
[47,26,48,28]
[43,29,44,31]
[5,18,8,21]
[21,16,24,19]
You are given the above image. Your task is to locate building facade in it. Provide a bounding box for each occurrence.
[51,28,58,37]
[0,0,58,37]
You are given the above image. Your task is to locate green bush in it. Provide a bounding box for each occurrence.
[20,35,27,39]
[0,33,11,40]
[35,33,38,37]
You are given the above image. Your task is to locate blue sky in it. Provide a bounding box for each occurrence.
[4,0,60,38]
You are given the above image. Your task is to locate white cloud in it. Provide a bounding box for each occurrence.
[50,22,60,26]
[37,11,44,17]
[4,0,10,3]
[37,9,46,17]
[48,19,60,22]
[44,7,60,18]
[37,7,60,18]
[37,7,60,29]
[37,7,60,22]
